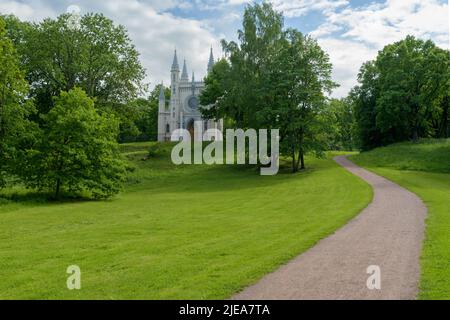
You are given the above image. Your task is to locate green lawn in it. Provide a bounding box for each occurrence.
[0,143,372,299]
[350,139,450,300]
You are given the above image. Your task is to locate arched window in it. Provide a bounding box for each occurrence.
[166,124,170,133]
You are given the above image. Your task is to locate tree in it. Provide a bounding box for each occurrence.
[262,29,336,172]
[0,17,35,188]
[352,61,384,150]
[3,13,146,136]
[22,88,126,199]
[353,36,449,149]
[120,84,171,142]
[217,2,285,130]
[320,98,356,151]
[199,59,232,123]
[200,3,336,172]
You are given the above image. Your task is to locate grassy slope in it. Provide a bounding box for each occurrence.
[0,143,372,299]
[350,139,450,300]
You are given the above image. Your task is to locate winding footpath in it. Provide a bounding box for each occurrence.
[234,156,427,300]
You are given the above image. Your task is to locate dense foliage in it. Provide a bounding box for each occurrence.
[20,88,126,199]
[2,13,147,137]
[352,36,449,150]
[0,13,145,198]
[320,98,356,151]
[120,84,171,143]
[0,18,35,188]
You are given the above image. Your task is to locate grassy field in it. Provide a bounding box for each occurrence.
[0,142,372,299]
[350,139,450,300]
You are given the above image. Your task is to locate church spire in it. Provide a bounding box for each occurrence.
[171,49,180,71]
[158,82,166,113]
[159,82,165,101]
[181,59,189,81]
[207,47,215,73]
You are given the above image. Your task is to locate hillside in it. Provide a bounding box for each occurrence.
[351,139,450,173]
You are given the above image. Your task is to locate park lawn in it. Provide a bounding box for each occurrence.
[350,139,450,300]
[0,143,372,299]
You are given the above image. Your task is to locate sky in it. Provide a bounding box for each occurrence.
[0,0,448,98]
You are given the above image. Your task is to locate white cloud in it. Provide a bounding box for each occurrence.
[92,0,221,89]
[271,0,348,17]
[2,0,448,99]
[317,38,375,98]
[193,0,250,11]
[322,0,449,48]
[0,0,56,21]
[308,0,449,97]
[0,0,224,94]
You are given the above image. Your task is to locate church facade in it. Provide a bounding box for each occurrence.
[157,49,224,142]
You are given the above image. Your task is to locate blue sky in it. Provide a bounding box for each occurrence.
[0,0,448,97]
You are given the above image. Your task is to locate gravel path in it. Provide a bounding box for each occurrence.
[233,156,427,300]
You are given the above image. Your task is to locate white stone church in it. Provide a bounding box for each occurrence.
[157,48,224,142]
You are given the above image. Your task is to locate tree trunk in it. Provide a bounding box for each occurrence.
[296,146,305,171]
[298,132,305,170]
[300,148,305,170]
[291,145,297,173]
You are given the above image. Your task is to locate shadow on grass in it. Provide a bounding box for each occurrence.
[126,153,334,196]
[2,142,343,206]
[0,188,114,207]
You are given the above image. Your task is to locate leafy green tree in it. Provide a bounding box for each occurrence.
[353,36,449,149]
[0,17,35,187]
[119,98,154,142]
[351,61,384,150]
[200,3,336,171]
[121,84,171,142]
[3,13,146,136]
[425,48,449,139]
[200,59,232,123]
[262,29,336,171]
[436,88,449,138]
[22,88,126,199]
[324,98,356,151]
[218,2,285,129]
[376,36,445,141]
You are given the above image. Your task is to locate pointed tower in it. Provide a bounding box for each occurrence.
[171,49,180,72]
[157,82,168,142]
[207,47,215,73]
[171,49,180,87]
[170,49,180,130]
[181,59,189,82]
[170,49,180,99]
[158,83,165,112]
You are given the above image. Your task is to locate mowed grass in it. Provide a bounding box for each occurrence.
[350,139,450,300]
[0,143,372,299]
